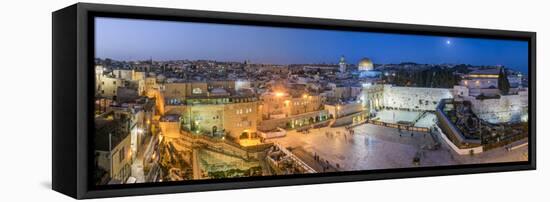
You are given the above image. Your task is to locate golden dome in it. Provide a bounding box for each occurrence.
[358,58,374,71]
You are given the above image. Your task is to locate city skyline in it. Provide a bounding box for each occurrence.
[95,17,529,73]
[92,17,530,185]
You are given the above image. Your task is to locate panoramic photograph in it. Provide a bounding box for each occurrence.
[93,17,529,185]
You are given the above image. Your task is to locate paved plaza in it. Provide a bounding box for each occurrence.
[267,122,527,172]
[267,123,455,171]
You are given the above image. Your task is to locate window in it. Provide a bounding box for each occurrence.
[192,88,202,94]
[239,121,250,127]
[119,147,125,162]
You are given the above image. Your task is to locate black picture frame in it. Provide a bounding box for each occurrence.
[52,3,536,199]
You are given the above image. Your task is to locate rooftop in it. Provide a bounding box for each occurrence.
[468,68,500,75]
[95,117,129,152]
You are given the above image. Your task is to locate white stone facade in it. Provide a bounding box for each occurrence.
[454,85,528,124]
[464,90,528,124]
[380,85,453,111]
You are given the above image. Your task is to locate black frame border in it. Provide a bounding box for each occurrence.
[55,2,536,199]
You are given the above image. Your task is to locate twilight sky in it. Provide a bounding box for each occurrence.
[95,17,529,73]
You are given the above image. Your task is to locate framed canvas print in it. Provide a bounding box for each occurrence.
[52,3,536,199]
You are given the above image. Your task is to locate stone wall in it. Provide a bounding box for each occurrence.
[464,90,528,124]
[381,85,453,111]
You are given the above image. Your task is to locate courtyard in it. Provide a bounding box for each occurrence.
[266,121,527,172]
[266,123,456,171]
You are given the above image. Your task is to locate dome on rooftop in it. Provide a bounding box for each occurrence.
[358,58,374,71]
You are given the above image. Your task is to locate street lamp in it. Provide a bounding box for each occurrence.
[336,105,341,118]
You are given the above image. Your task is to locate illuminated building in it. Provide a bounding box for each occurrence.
[257,110,330,131]
[96,67,148,98]
[258,89,328,131]
[324,102,368,126]
[454,87,528,124]
[359,83,384,112]
[163,82,209,104]
[460,69,500,93]
[112,69,146,81]
[144,77,158,95]
[207,80,236,91]
[357,58,374,71]
[324,83,363,103]
[109,98,156,158]
[357,57,382,78]
[466,91,528,123]
[164,96,259,142]
[94,114,133,184]
[453,68,529,123]
[161,81,260,145]
[235,80,252,90]
[339,55,347,73]
[260,91,323,119]
[95,68,125,99]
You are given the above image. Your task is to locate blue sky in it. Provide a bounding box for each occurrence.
[95,17,529,73]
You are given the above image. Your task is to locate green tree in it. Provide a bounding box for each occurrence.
[498,68,510,95]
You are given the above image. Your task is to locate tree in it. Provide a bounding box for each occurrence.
[498,68,510,95]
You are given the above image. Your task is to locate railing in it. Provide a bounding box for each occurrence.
[435,125,483,155]
[366,119,430,132]
[179,131,273,158]
[273,143,316,174]
[434,99,482,145]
